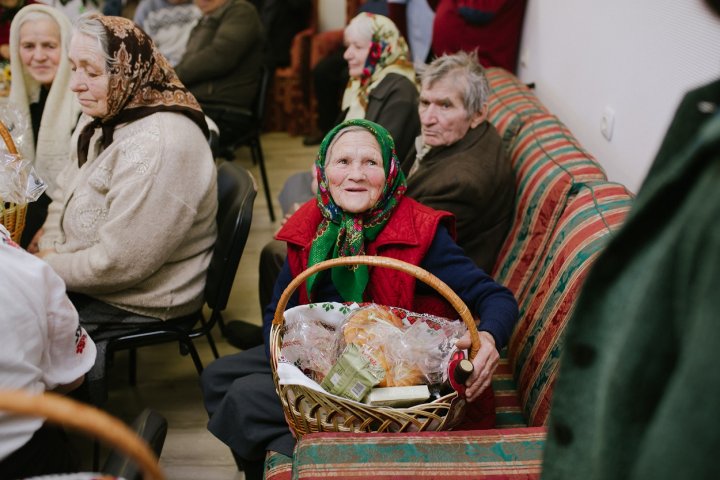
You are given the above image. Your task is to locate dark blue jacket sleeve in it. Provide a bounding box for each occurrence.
[419,226,519,350]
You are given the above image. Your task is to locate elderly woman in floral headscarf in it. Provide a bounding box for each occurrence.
[341,11,419,163]
[34,13,217,400]
[200,119,518,479]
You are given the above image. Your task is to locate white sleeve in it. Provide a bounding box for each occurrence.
[40,258,97,389]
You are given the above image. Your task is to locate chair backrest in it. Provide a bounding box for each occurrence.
[205,161,257,311]
[255,64,272,123]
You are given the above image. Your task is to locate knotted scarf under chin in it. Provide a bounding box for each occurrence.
[306,210,389,303]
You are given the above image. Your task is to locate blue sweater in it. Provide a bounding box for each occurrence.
[263,226,519,358]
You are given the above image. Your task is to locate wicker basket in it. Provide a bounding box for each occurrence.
[270,255,481,439]
[0,389,165,480]
[0,120,27,243]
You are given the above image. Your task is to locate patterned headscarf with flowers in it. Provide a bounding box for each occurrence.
[341,13,417,120]
[76,14,208,167]
[306,119,407,302]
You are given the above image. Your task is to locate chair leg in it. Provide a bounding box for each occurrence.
[251,137,276,222]
[205,328,221,359]
[181,339,205,375]
[128,348,137,386]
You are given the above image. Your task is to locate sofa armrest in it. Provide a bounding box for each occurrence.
[291,427,546,479]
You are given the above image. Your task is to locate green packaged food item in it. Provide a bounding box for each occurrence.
[321,343,385,402]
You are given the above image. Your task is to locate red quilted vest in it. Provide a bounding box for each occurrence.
[276,197,457,317]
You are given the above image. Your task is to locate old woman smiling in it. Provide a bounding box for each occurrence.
[200,119,519,479]
[35,13,217,401]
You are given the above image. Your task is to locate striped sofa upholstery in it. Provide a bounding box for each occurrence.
[265,69,634,480]
[492,113,606,303]
[497,182,633,427]
[287,429,546,479]
[485,67,548,151]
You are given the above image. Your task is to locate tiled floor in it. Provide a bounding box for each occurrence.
[87,132,316,479]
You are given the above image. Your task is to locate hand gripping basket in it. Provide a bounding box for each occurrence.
[0,120,27,243]
[270,255,481,439]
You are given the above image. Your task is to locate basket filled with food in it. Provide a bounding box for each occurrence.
[269,255,482,438]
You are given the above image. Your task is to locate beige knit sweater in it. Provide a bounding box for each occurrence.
[40,112,218,320]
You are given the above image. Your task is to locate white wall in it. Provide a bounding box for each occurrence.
[318,0,347,31]
[517,0,720,192]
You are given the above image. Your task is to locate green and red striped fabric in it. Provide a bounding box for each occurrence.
[492,114,607,304]
[289,429,546,479]
[265,450,293,480]
[508,182,633,426]
[492,356,526,428]
[485,67,548,151]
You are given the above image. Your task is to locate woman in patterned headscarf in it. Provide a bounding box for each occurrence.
[340,12,419,162]
[34,12,217,400]
[200,119,518,479]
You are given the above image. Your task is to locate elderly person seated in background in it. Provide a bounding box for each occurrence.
[276,11,420,213]
[200,119,519,480]
[34,13,217,402]
[0,225,96,479]
[403,51,515,273]
[133,0,201,66]
[174,0,263,155]
[8,4,80,248]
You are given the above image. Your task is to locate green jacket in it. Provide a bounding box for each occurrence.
[542,81,720,479]
[174,0,263,110]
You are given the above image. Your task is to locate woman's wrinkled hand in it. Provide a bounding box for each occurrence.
[455,330,499,402]
[27,228,44,254]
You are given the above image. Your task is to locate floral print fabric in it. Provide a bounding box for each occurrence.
[342,13,417,119]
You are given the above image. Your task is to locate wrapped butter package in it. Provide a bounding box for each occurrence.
[320,343,385,402]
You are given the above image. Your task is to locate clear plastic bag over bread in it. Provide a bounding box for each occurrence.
[342,304,467,388]
[0,152,46,204]
[280,302,469,398]
[280,302,350,383]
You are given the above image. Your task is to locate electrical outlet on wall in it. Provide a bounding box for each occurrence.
[601,106,615,141]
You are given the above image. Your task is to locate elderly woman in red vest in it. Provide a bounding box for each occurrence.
[200,118,518,480]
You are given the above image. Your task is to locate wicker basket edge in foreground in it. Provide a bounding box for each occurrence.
[0,120,27,243]
[270,255,481,438]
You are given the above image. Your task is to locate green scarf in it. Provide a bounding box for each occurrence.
[306,119,407,302]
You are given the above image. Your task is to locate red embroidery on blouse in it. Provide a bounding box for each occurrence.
[76,333,87,354]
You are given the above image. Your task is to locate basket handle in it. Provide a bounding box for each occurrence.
[0,390,165,480]
[0,120,18,154]
[271,255,480,359]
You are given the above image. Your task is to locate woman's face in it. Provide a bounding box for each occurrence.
[68,33,109,118]
[343,29,371,79]
[325,130,386,214]
[18,18,62,87]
